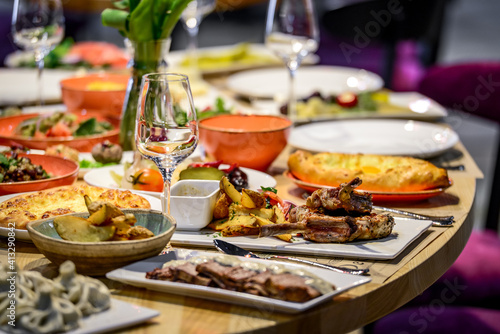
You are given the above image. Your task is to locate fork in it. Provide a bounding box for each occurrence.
[373,206,455,227]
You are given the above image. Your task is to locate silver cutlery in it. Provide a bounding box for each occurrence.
[373,206,455,227]
[213,239,369,276]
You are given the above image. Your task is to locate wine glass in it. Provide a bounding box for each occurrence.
[180,0,216,71]
[265,0,319,122]
[11,0,65,105]
[135,73,199,214]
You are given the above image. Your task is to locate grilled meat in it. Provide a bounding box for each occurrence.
[259,178,395,243]
[306,177,372,214]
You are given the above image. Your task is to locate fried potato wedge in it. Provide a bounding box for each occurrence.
[229,204,274,219]
[241,189,266,209]
[213,193,231,219]
[251,213,292,242]
[220,176,241,203]
[54,216,116,242]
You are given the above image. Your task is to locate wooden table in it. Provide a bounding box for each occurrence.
[0,137,480,333]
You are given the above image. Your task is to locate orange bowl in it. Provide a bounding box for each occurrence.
[0,154,79,195]
[0,112,120,152]
[60,73,129,116]
[198,114,292,171]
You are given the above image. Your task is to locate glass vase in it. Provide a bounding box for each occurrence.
[120,38,171,151]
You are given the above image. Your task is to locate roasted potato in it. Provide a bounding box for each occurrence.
[241,189,266,209]
[229,203,274,219]
[54,216,116,242]
[251,213,292,242]
[220,176,241,203]
[213,193,231,219]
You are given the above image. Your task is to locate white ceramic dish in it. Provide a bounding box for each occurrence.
[251,91,448,121]
[170,218,432,260]
[170,180,220,231]
[0,68,75,106]
[168,43,319,75]
[0,191,161,242]
[83,164,277,198]
[288,119,459,158]
[226,66,384,100]
[106,249,371,313]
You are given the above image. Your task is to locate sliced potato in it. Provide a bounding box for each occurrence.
[272,205,287,224]
[87,203,126,226]
[241,189,266,209]
[220,176,241,203]
[229,204,274,220]
[54,216,116,242]
[251,213,292,242]
[213,193,231,219]
[111,213,137,226]
[210,215,256,231]
[128,225,155,240]
[86,200,124,218]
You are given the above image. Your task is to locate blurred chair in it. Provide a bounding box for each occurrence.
[317,0,450,90]
[370,62,500,333]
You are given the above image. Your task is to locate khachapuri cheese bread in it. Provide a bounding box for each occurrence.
[288,150,450,192]
[0,184,150,229]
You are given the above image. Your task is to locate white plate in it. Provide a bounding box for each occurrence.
[288,119,459,158]
[226,66,384,100]
[168,43,319,75]
[71,298,158,333]
[0,298,158,333]
[83,164,277,198]
[106,249,371,313]
[78,151,135,178]
[0,191,161,242]
[251,91,448,121]
[170,218,432,260]
[0,68,76,106]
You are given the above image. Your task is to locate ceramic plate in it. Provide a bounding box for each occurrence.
[168,43,319,75]
[0,68,75,106]
[106,249,371,314]
[0,192,161,242]
[251,91,448,121]
[170,217,432,260]
[288,119,459,158]
[284,171,453,203]
[83,164,277,198]
[226,66,384,99]
[78,151,135,178]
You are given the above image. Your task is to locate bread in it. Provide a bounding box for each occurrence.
[0,184,151,229]
[288,150,450,192]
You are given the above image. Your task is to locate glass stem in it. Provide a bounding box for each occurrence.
[35,53,44,106]
[158,166,174,214]
[287,58,299,123]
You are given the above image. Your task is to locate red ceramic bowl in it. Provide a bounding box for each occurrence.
[60,73,129,116]
[199,114,292,171]
[0,111,120,152]
[0,154,79,195]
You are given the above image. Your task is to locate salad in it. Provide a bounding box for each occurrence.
[0,153,49,183]
[15,112,113,138]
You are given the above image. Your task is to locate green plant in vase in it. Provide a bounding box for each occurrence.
[102,0,193,151]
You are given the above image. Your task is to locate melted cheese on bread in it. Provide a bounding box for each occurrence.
[0,184,150,229]
[288,150,450,192]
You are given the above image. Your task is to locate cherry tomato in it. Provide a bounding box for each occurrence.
[336,92,358,108]
[128,168,164,192]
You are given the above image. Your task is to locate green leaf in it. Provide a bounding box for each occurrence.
[74,118,97,136]
[0,154,9,166]
[101,8,129,34]
[160,0,193,39]
[128,0,155,41]
[261,186,277,194]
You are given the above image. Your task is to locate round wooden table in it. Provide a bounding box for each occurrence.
[0,140,479,333]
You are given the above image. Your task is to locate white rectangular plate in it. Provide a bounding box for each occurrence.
[170,218,432,260]
[71,299,158,334]
[106,249,371,314]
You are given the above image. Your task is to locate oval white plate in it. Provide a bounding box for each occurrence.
[288,119,459,158]
[0,191,161,242]
[83,164,278,198]
[226,66,384,100]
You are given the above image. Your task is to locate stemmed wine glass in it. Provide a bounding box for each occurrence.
[180,0,216,70]
[12,0,65,105]
[135,73,199,214]
[265,0,319,122]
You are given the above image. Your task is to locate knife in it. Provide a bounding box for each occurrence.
[213,239,369,276]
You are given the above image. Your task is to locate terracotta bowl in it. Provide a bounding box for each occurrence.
[0,112,120,152]
[198,114,292,171]
[0,153,79,195]
[26,209,176,276]
[60,73,129,116]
